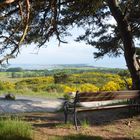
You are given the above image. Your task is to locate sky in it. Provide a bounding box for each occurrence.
[5,25,126,69]
[9,38,127,69]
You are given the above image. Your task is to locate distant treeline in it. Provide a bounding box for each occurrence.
[0,67,130,78]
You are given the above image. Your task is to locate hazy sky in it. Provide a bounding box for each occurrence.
[5,26,125,68]
[9,38,127,68]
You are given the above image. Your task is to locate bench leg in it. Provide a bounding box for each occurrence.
[74,111,78,130]
[64,111,68,124]
[63,101,69,124]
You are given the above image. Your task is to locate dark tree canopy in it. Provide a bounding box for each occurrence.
[63,0,140,58]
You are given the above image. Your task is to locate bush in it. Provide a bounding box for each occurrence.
[16,77,54,85]
[101,81,121,91]
[15,82,28,90]
[54,72,69,83]
[125,78,132,89]
[0,81,15,90]
[79,84,99,92]
[45,84,63,92]
[62,85,76,93]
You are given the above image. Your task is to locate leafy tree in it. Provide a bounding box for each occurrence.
[54,72,69,83]
[0,0,140,89]
[61,0,140,89]
[6,67,24,72]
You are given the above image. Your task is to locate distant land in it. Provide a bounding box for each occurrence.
[7,64,95,70]
[4,63,126,70]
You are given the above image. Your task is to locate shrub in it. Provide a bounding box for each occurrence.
[79,84,99,92]
[45,84,64,92]
[63,85,76,93]
[125,78,132,89]
[101,81,121,91]
[54,72,69,83]
[16,77,54,85]
[111,76,126,90]
[0,81,15,90]
[15,82,28,90]
[15,77,54,91]
[63,93,71,100]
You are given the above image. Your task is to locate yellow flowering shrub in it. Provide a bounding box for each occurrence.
[0,81,15,90]
[63,85,76,93]
[45,76,54,83]
[79,83,99,92]
[16,77,54,85]
[125,78,132,89]
[101,81,121,91]
[111,76,126,89]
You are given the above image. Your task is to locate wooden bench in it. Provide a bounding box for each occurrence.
[63,90,140,130]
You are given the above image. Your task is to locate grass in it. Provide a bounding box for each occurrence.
[0,90,64,98]
[55,121,73,129]
[0,117,33,140]
[80,119,90,128]
[0,72,18,82]
[0,112,138,140]
[130,127,140,139]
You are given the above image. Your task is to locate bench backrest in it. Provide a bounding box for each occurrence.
[75,90,140,102]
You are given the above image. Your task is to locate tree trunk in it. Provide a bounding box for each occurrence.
[107,0,140,90]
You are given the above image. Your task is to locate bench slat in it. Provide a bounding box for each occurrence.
[77,104,140,112]
[78,90,140,102]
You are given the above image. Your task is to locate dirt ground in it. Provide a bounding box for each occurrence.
[24,108,140,140]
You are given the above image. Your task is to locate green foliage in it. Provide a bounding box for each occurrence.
[81,119,90,128]
[117,70,130,77]
[11,72,23,78]
[63,93,71,100]
[54,72,69,84]
[15,81,28,90]
[44,84,64,93]
[6,67,24,72]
